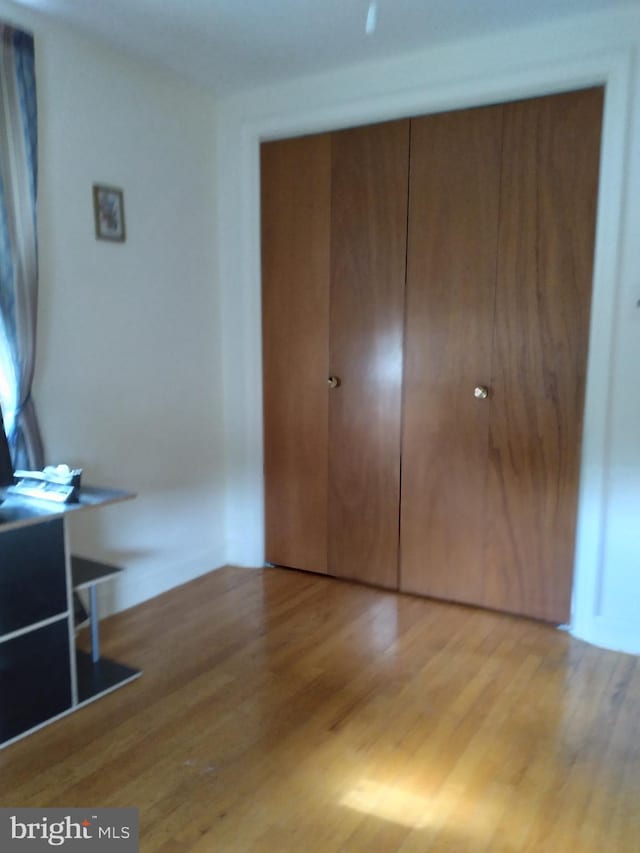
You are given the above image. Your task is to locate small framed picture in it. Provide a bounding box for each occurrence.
[93,184,126,242]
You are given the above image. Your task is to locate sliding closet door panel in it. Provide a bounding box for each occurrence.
[262,135,331,573]
[485,88,603,622]
[400,105,503,600]
[328,119,410,588]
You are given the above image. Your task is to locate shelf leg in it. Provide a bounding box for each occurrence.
[89,584,100,664]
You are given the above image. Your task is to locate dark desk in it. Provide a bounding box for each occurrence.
[0,486,141,749]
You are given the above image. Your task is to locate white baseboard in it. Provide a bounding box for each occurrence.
[96,546,227,617]
[225,536,264,568]
[571,616,640,656]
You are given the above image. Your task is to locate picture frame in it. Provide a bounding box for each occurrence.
[93,184,126,242]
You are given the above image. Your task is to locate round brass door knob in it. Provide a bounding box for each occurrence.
[474,385,489,399]
[328,376,341,389]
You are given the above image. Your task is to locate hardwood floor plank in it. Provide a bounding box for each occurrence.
[0,566,638,852]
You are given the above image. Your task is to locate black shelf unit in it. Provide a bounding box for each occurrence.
[0,486,141,749]
[71,555,141,704]
[71,555,141,703]
[76,650,140,704]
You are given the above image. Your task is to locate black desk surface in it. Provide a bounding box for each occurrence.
[0,485,134,535]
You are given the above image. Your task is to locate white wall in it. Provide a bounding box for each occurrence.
[216,7,640,654]
[0,1,225,613]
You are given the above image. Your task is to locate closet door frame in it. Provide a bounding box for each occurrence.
[234,45,633,647]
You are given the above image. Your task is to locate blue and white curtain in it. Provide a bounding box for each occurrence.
[0,24,43,469]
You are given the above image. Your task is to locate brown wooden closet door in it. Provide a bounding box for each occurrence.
[328,119,410,588]
[400,105,504,601]
[261,135,331,573]
[484,88,603,622]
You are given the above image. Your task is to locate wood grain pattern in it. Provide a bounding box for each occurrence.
[2,565,639,852]
[400,105,504,601]
[328,119,410,589]
[261,135,331,573]
[484,88,603,621]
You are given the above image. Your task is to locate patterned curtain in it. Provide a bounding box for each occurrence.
[0,24,43,469]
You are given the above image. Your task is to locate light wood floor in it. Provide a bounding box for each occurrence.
[1,566,638,852]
